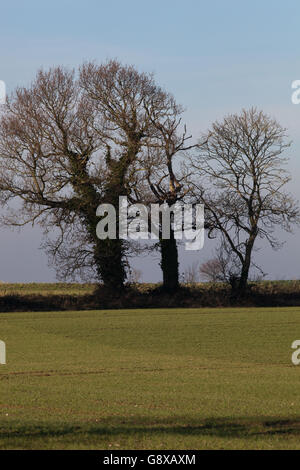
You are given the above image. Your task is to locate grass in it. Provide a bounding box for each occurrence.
[0,306,300,449]
[0,282,97,297]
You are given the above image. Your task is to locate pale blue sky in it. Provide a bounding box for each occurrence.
[0,0,300,282]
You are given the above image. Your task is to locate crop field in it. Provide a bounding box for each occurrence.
[1,280,300,297]
[0,283,97,297]
[0,307,300,449]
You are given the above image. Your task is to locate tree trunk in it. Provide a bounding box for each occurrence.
[237,267,249,295]
[237,240,254,295]
[93,237,126,290]
[159,228,179,292]
[71,156,127,291]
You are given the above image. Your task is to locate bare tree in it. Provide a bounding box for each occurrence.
[0,67,110,283]
[80,60,194,291]
[199,242,262,288]
[183,261,200,284]
[126,267,142,285]
[110,80,195,291]
[199,259,223,283]
[190,108,299,295]
[0,60,192,289]
[133,121,194,291]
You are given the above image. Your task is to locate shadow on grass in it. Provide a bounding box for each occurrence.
[1,416,300,441]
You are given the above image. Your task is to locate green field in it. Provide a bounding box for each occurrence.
[0,307,300,449]
[0,282,97,296]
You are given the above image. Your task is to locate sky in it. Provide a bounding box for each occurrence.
[0,0,300,282]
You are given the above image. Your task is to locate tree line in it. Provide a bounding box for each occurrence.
[0,60,298,296]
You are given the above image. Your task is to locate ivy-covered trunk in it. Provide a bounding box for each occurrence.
[93,237,126,290]
[71,153,128,290]
[159,227,179,292]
